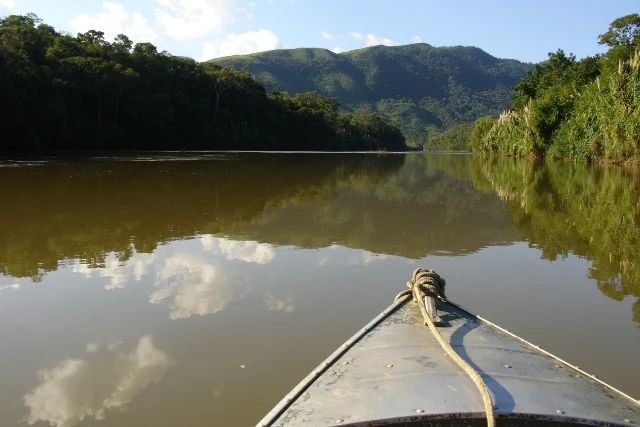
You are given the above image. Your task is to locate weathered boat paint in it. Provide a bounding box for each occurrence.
[257,297,639,427]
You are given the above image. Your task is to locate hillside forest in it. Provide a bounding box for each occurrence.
[211,45,532,150]
[0,14,406,152]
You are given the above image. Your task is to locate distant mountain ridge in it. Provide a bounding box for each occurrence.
[209,43,533,148]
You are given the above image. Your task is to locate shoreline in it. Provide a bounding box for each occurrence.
[0,150,476,161]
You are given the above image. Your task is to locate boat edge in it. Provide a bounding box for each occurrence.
[255,297,640,427]
[255,295,414,427]
[446,300,640,407]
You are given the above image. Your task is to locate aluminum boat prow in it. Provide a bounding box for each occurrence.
[257,290,639,427]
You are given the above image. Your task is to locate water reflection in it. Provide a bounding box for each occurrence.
[315,245,393,266]
[244,155,515,257]
[151,254,240,320]
[3,153,638,321]
[264,294,295,313]
[0,283,20,293]
[0,154,403,279]
[471,156,640,322]
[73,251,156,290]
[1,153,638,321]
[200,236,275,264]
[0,154,512,283]
[0,153,639,426]
[22,335,173,427]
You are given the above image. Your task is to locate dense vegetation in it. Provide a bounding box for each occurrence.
[422,122,474,151]
[210,45,532,149]
[472,14,640,163]
[0,14,406,152]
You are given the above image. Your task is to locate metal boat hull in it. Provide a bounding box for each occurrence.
[257,296,639,426]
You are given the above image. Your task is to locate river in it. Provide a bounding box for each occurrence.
[0,153,638,427]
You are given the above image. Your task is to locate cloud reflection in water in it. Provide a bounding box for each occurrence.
[70,236,283,320]
[23,335,173,427]
[201,235,275,264]
[264,293,295,313]
[73,252,156,290]
[150,254,240,320]
[0,283,20,293]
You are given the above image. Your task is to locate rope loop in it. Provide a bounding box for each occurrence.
[394,268,446,303]
[410,268,445,299]
[395,269,495,427]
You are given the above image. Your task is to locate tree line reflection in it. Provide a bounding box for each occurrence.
[471,156,640,322]
[0,154,512,280]
[2,153,636,320]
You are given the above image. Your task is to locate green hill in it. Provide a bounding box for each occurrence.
[209,44,533,148]
[0,14,407,152]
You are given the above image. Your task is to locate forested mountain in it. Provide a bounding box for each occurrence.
[210,44,533,148]
[0,14,406,152]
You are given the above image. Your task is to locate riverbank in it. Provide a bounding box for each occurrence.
[469,15,640,163]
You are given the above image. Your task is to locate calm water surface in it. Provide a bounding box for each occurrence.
[0,153,638,427]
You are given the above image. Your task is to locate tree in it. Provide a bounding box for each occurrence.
[113,34,133,53]
[598,14,640,47]
[292,91,340,123]
[0,14,407,153]
[132,42,158,57]
[77,30,106,46]
[512,49,576,109]
[204,66,265,128]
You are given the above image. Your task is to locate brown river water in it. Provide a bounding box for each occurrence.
[0,153,638,426]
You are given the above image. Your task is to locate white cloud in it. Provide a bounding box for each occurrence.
[150,254,239,319]
[69,2,157,43]
[154,0,236,41]
[332,46,343,54]
[350,31,398,47]
[201,235,275,264]
[236,0,255,20]
[199,29,280,60]
[320,30,335,41]
[0,0,15,9]
[73,252,156,291]
[264,294,295,313]
[412,35,423,43]
[364,33,398,47]
[23,335,173,427]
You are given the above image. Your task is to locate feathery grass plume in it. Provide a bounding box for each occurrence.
[552,51,640,162]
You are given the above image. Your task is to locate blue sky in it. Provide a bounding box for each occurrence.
[1,0,637,62]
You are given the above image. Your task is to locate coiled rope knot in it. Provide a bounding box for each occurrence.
[394,268,446,303]
[410,268,445,299]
